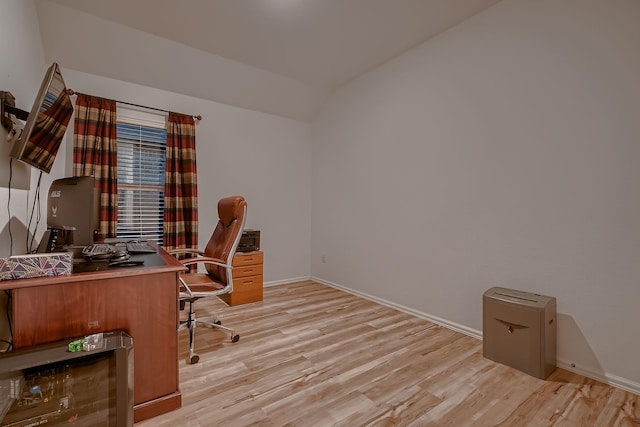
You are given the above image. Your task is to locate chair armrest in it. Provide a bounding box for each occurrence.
[168,248,205,257]
[180,256,230,269]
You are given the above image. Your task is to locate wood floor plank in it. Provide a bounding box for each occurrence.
[136,280,640,426]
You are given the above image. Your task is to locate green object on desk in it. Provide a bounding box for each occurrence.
[68,338,85,352]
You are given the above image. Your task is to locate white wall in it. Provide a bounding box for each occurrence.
[61,70,312,284]
[0,0,67,257]
[312,0,640,392]
[0,0,69,349]
[0,0,41,256]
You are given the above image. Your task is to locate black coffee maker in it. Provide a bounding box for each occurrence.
[37,226,76,253]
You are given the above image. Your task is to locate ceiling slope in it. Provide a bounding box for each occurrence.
[36,0,502,121]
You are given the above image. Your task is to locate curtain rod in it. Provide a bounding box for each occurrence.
[65,89,202,121]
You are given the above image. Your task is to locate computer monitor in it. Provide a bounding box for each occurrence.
[47,176,100,247]
[9,63,73,174]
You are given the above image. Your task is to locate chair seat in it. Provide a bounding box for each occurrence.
[180,273,226,294]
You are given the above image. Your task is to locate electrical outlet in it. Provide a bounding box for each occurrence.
[321,254,326,264]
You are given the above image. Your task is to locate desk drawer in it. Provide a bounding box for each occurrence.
[234,275,263,293]
[219,275,263,305]
[232,264,263,279]
[232,251,263,267]
[224,251,263,306]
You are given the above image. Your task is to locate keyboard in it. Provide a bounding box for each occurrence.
[83,244,116,257]
[125,241,156,254]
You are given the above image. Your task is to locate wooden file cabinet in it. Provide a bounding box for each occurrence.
[219,250,263,306]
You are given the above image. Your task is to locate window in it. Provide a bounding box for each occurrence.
[116,109,166,245]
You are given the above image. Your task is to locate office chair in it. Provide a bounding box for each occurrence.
[169,195,247,364]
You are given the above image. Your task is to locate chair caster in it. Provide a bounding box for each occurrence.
[189,354,200,364]
[231,334,240,343]
[205,320,221,328]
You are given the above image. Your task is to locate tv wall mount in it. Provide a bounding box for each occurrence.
[0,90,29,133]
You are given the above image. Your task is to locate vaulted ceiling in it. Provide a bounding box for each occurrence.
[36,0,502,121]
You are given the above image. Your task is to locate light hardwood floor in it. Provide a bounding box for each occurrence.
[137,280,639,426]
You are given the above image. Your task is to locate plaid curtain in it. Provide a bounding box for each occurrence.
[72,94,118,239]
[164,112,198,250]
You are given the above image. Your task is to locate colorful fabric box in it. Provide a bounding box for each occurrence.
[0,252,73,281]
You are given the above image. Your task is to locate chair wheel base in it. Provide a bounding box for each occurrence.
[189,354,200,364]
[231,334,240,343]
[214,320,222,325]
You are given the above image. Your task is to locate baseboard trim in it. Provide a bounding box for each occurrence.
[264,276,311,287]
[311,276,482,340]
[556,359,640,395]
[310,276,640,396]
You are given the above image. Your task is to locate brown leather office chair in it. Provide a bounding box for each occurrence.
[169,195,247,364]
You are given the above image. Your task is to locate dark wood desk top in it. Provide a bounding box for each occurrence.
[0,246,185,291]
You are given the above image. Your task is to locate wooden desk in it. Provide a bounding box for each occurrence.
[0,247,185,423]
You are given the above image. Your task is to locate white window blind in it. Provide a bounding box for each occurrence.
[116,110,166,245]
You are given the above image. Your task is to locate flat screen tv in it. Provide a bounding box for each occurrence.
[9,63,74,173]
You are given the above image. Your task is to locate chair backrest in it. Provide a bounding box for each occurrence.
[204,195,247,283]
